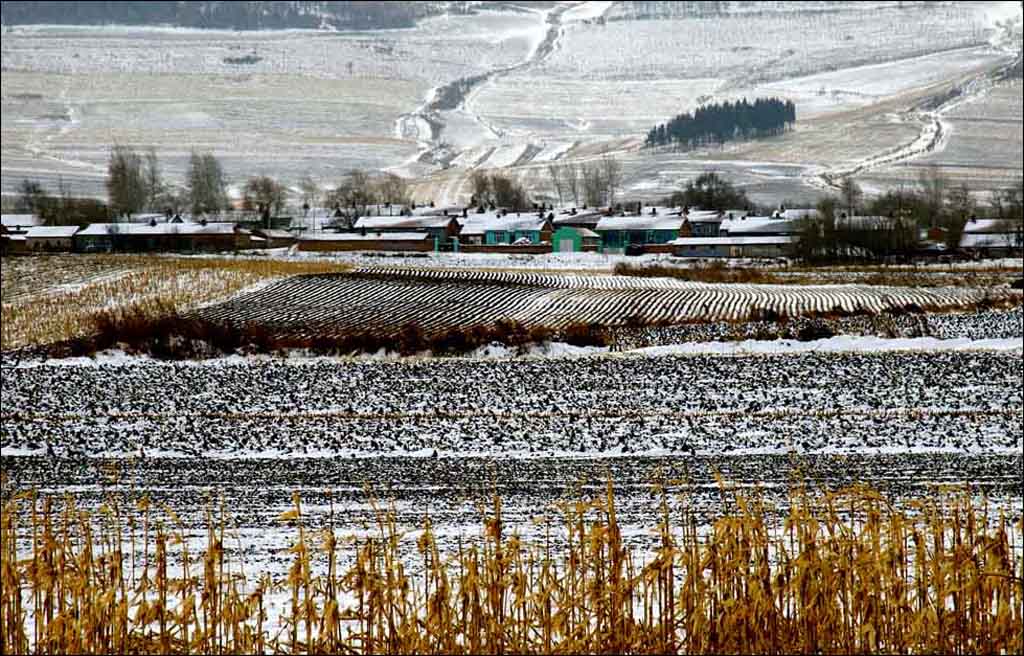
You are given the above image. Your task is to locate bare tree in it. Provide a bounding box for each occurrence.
[599,154,623,206]
[581,163,606,207]
[917,164,948,228]
[376,173,410,207]
[144,147,163,212]
[547,163,565,205]
[107,145,148,217]
[326,169,375,215]
[17,179,47,215]
[471,170,491,206]
[489,174,529,209]
[839,177,863,216]
[945,183,974,250]
[563,161,581,206]
[243,176,288,223]
[298,175,319,215]
[187,150,229,217]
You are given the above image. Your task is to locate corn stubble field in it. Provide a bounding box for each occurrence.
[1,254,1023,654]
[2,478,1022,655]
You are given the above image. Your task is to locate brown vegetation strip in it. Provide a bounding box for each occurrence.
[2,483,1021,654]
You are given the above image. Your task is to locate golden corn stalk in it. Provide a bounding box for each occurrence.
[1,481,1021,654]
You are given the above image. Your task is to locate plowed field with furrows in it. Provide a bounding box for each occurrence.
[194,269,1021,336]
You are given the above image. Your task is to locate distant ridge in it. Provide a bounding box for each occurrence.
[0,1,467,31]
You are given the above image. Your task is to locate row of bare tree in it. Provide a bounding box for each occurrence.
[796,166,1023,262]
[547,154,623,207]
[102,146,412,220]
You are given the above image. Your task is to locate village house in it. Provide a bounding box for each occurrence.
[672,213,805,258]
[352,215,461,244]
[595,208,687,252]
[458,212,553,247]
[75,221,245,253]
[959,217,1024,257]
[25,226,80,252]
[297,231,434,253]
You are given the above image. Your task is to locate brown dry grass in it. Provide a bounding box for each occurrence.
[2,477,1021,655]
[0,256,349,351]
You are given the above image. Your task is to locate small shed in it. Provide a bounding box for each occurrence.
[552,226,601,253]
[25,226,79,252]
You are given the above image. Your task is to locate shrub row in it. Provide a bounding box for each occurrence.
[51,307,611,360]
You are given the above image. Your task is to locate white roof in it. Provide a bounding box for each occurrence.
[962,218,1022,234]
[410,205,460,216]
[596,215,685,231]
[78,222,237,236]
[777,208,819,220]
[719,216,801,235]
[353,216,454,230]
[672,236,796,246]
[552,209,605,225]
[960,233,1018,248]
[26,226,79,238]
[1,214,41,229]
[686,210,725,223]
[300,232,431,242]
[460,213,551,235]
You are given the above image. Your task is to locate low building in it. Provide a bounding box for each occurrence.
[252,229,297,249]
[552,208,605,231]
[25,226,79,252]
[596,211,686,251]
[959,218,1023,257]
[459,214,553,246]
[671,235,795,258]
[551,226,601,253]
[297,231,434,253]
[76,222,244,253]
[1,214,41,235]
[718,215,802,237]
[353,215,461,243]
[679,210,726,238]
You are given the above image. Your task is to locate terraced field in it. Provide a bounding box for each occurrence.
[196,268,1022,336]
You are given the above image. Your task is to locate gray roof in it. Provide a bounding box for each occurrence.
[596,215,685,231]
[78,222,237,236]
[672,236,795,246]
[354,216,454,230]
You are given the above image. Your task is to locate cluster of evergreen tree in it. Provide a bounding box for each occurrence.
[645,97,796,149]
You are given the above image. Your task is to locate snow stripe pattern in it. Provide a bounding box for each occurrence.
[194,269,1022,336]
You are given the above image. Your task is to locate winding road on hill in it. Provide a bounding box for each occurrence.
[393,1,595,198]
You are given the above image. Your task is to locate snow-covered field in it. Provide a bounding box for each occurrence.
[3,340,1022,577]
[3,1,1019,202]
